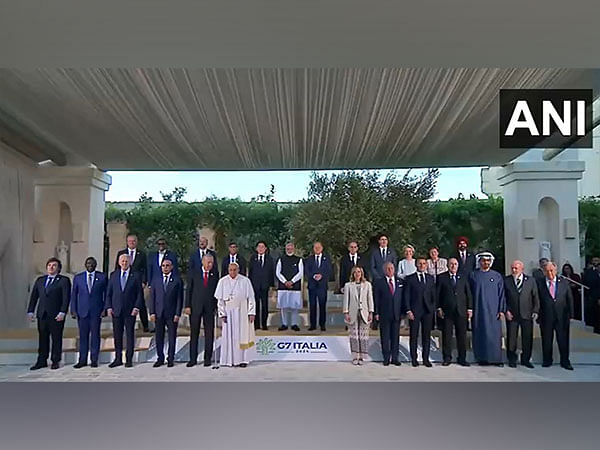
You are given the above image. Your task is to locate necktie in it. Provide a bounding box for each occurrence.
[388,278,394,294]
[45,276,54,289]
[120,272,127,291]
[516,277,523,293]
[87,273,93,293]
[260,255,264,267]
[549,280,556,299]
[351,255,356,265]
[382,249,386,260]
[230,255,235,264]
[451,274,456,287]
[203,271,208,287]
[129,249,134,264]
[163,275,168,292]
[461,252,466,264]
[317,255,321,268]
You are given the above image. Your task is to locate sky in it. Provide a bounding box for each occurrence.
[105,167,486,203]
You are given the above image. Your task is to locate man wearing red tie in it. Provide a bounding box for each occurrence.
[537,261,574,370]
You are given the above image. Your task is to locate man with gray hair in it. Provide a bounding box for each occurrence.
[504,260,539,368]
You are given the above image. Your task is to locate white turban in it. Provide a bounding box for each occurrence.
[476,251,495,267]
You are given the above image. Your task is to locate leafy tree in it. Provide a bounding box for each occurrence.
[580,197,600,262]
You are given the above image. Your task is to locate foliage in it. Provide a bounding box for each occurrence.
[288,170,439,259]
[580,196,600,261]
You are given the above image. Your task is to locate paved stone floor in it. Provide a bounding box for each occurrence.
[1,361,599,382]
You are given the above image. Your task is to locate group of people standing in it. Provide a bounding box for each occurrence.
[26,233,581,371]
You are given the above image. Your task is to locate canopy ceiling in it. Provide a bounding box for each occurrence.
[0,68,598,170]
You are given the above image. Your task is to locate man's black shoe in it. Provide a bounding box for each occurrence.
[30,363,47,371]
[167,361,174,368]
[291,325,300,332]
[392,360,401,366]
[522,362,535,369]
[108,360,123,368]
[383,361,390,366]
[73,362,87,369]
[442,361,451,367]
[457,361,470,367]
[262,326,268,331]
[50,362,60,370]
[508,361,517,368]
[423,360,432,368]
[91,362,99,368]
[153,361,164,368]
[203,361,211,367]
[239,363,248,368]
[124,361,133,368]
[561,363,574,371]
[308,327,316,331]
[320,326,326,332]
[542,362,552,368]
[278,325,288,331]
[186,361,197,368]
[411,361,419,367]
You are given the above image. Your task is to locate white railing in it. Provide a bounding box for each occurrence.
[561,275,589,323]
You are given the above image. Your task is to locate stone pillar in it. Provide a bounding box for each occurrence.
[33,167,111,275]
[498,161,584,274]
[106,221,128,271]
[0,143,35,328]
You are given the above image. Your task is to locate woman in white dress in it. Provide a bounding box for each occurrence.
[397,244,417,280]
[343,266,374,365]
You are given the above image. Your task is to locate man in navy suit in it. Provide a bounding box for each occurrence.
[185,253,219,366]
[248,241,275,330]
[221,242,247,276]
[71,257,107,368]
[452,236,476,277]
[304,241,333,331]
[106,253,144,368]
[339,241,365,291]
[149,258,183,367]
[373,262,405,366]
[147,237,178,284]
[537,261,574,370]
[370,234,398,331]
[27,257,71,370]
[188,235,219,277]
[405,257,437,367]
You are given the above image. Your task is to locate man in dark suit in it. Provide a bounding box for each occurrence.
[537,261,574,370]
[114,233,149,332]
[147,237,178,284]
[185,253,219,367]
[248,241,275,330]
[71,257,107,368]
[106,253,144,368]
[370,234,398,331]
[188,235,219,277]
[27,257,71,370]
[452,236,476,277]
[373,262,405,366]
[221,242,247,276]
[436,257,472,366]
[339,241,364,291]
[405,257,436,367]
[149,258,183,367]
[504,259,540,368]
[304,241,333,331]
[582,256,600,332]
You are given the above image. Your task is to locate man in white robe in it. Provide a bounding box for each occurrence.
[215,262,256,367]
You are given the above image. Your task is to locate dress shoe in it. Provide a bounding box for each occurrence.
[153,361,164,368]
[457,361,470,367]
[278,325,288,331]
[261,326,268,331]
[508,361,517,368]
[441,361,451,367]
[167,361,174,368]
[522,362,535,369]
[50,362,60,370]
[108,360,123,368]
[239,363,248,368]
[423,360,432,368]
[125,361,133,368]
[320,326,326,332]
[392,360,401,366]
[478,361,489,366]
[291,325,300,332]
[73,362,87,369]
[186,361,197,368]
[411,361,419,367]
[383,361,390,366]
[308,326,316,331]
[30,362,47,371]
[91,362,99,368]
[542,362,552,368]
[561,363,574,371]
[203,361,211,367]
[494,363,504,367]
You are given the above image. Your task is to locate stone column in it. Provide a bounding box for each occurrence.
[33,167,111,275]
[498,161,584,274]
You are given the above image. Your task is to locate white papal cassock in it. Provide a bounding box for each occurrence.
[215,274,256,366]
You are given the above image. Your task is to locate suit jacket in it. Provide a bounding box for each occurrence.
[436,271,472,317]
[504,274,540,320]
[105,270,144,317]
[536,276,574,325]
[71,271,107,319]
[304,253,333,290]
[221,254,247,277]
[369,247,398,280]
[343,281,374,324]
[28,274,71,319]
[115,248,147,284]
[373,277,405,321]
[405,272,437,318]
[186,268,219,314]
[147,250,179,283]
[248,252,275,291]
[149,273,183,319]
[188,248,219,277]
[452,251,476,276]
[339,253,365,287]
[583,267,600,300]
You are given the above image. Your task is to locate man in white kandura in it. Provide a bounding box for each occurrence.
[215,262,256,367]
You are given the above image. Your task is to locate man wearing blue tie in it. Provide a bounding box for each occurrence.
[71,257,107,368]
[106,254,144,368]
[149,258,183,367]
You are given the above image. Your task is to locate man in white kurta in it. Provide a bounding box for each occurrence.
[215,263,256,367]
